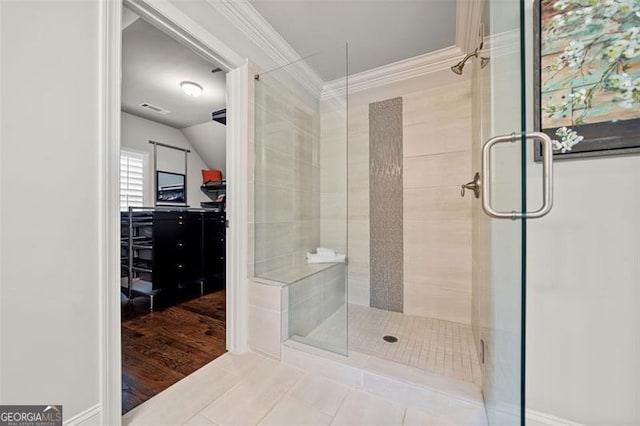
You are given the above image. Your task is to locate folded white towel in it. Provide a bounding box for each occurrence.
[306,253,346,264]
[316,247,336,257]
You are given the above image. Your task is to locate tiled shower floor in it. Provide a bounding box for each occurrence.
[306,304,482,385]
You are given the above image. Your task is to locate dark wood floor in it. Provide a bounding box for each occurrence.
[121,290,227,414]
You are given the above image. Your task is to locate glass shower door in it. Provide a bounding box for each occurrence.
[473,0,552,424]
[253,45,349,356]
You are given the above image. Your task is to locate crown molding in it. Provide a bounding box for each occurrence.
[455,0,483,54]
[204,0,477,101]
[322,45,464,100]
[205,0,324,99]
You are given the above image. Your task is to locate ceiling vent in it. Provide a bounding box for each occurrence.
[139,102,170,115]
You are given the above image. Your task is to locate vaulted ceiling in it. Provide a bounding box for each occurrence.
[121,15,227,129]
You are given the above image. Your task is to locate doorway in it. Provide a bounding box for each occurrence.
[118,6,230,413]
[99,0,249,422]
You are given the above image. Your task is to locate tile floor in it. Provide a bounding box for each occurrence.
[304,304,482,384]
[122,351,486,426]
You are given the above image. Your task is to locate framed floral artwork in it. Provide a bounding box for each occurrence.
[534,0,640,160]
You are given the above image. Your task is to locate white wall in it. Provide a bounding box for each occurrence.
[121,112,210,207]
[526,157,640,424]
[181,120,227,176]
[0,0,100,419]
[522,1,640,421]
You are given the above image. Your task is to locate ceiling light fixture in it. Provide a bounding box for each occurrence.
[180,81,203,97]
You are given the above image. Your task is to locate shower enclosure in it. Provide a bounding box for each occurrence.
[253,45,349,356]
[253,1,543,424]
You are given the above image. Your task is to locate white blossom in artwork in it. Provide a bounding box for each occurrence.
[552,127,585,153]
[606,27,640,63]
[569,88,588,106]
[564,41,586,69]
[608,73,640,108]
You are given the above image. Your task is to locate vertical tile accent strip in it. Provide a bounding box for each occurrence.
[369,97,403,312]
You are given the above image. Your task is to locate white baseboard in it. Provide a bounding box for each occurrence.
[526,409,584,426]
[64,403,101,426]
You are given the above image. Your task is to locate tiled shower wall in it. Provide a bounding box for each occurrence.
[254,75,321,277]
[402,76,472,324]
[369,98,404,312]
[321,71,473,324]
[318,99,348,257]
[319,97,370,306]
[288,264,347,338]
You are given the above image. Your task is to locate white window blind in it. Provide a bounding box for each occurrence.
[120,151,145,211]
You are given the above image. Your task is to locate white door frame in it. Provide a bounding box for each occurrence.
[98,1,249,423]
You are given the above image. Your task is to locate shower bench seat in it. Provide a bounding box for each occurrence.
[254,262,341,286]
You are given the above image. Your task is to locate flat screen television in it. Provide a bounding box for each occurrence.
[156,171,186,205]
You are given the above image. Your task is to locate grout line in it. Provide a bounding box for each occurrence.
[254,369,305,425]
[329,388,353,425]
[402,148,471,161]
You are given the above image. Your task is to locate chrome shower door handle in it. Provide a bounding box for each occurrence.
[481,132,553,220]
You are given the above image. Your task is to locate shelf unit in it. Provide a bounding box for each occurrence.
[121,207,160,310]
[200,181,226,211]
[121,207,226,312]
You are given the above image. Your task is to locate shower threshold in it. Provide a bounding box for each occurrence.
[281,338,485,419]
[283,303,485,417]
